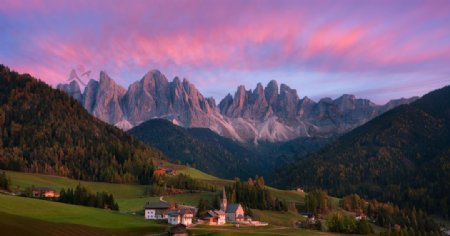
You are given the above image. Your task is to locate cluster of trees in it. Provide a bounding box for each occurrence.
[304,189,334,214]
[0,171,10,191]
[146,173,216,196]
[196,198,212,217]
[326,212,373,234]
[225,177,291,212]
[340,194,440,234]
[0,65,163,184]
[59,185,119,211]
[366,200,439,234]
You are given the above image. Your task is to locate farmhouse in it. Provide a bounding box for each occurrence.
[153,167,177,176]
[220,187,245,222]
[203,210,226,225]
[144,201,176,220]
[31,187,60,198]
[168,208,194,226]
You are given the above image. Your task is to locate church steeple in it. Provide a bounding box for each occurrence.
[220,187,227,211]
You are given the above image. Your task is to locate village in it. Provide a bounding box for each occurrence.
[143,186,268,232]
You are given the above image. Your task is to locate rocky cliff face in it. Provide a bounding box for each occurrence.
[58,70,417,143]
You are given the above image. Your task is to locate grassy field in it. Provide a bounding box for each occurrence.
[267,187,305,204]
[251,209,305,227]
[189,225,339,236]
[4,170,307,211]
[5,170,146,199]
[0,194,165,230]
[119,192,217,213]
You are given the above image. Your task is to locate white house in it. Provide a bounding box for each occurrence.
[168,208,194,226]
[204,210,226,225]
[144,201,176,220]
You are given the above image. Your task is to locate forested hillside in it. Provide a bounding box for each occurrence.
[128,119,261,178]
[128,119,330,179]
[273,85,450,218]
[0,65,163,184]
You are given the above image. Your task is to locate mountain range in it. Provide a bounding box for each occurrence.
[57,69,417,143]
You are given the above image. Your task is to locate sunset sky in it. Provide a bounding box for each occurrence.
[1,0,450,103]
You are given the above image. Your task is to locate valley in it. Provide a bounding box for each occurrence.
[0,63,448,236]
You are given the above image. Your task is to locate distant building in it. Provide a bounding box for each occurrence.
[153,167,177,177]
[203,210,226,225]
[220,187,245,222]
[355,213,367,221]
[144,201,176,220]
[31,187,60,198]
[168,208,194,226]
[225,203,245,221]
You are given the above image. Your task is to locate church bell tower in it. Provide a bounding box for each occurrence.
[220,187,227,211]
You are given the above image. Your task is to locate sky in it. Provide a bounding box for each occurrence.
[1,0,450,104]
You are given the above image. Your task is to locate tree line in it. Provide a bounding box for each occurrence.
[0,171,10,191]
[340,194,440,234]
[225,176,292,212]
[326,212,373,234]
[59,184,119,211]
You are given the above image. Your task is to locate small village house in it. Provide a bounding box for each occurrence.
[31,187,60,198]
[153,167,177,177]
[203,210,226,225]
[144,201,177,220]
[168,208,194,226]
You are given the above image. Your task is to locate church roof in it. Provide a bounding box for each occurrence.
[226,204,242,213]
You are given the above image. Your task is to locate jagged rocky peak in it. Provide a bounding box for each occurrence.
[265,80,279,106]
[334,94,356,111]
[277,83,300,118]
[57,80,83,102]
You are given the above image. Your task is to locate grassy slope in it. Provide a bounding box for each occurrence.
[6,171,145,199]
[0,194,165,231]
[0,211,111,236]
[5,170,304,212]
[189,226,339,236]
[251,209,305,227]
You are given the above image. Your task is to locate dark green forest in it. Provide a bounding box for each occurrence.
[0,65,163,184]
[128,119,262,179]
[59,184,119,211]
[273,85,450,218]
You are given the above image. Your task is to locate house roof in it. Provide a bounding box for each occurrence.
[226,204,242,213]
[214,210,225,215]
[207,210,225,217]
[168,208,193,216]
[144,201,171,209]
